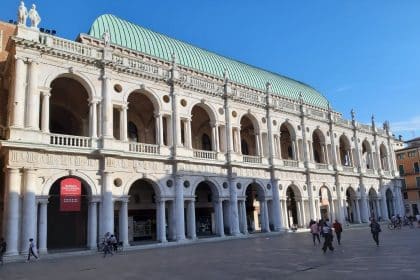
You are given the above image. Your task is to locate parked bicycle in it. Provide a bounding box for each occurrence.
[387,221,402,230]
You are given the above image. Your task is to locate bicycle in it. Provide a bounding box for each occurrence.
[387,221,401,230]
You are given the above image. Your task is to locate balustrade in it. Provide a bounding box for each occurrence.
[283,159,299,167]
[50,134,91,148]
[129,142,159,154]
[243,155,262,164]
[193,149,217,160]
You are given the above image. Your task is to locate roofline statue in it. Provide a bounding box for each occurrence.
[28,4,41,29]
[17,1,28,26]
[102,30,110,47]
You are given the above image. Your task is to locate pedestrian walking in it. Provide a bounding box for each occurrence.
[0,237,6,265]
[369,218,381,246]
[103,233,113,257]
[309,220,321,245]
[26,238,38,262]
[321,219,334,253]
[333,220,343,245]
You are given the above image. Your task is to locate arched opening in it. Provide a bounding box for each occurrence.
[47,177,90,249]
[191,105,213,151]
[386,189,394,219]
[245,183,265,232]
[286,186,299,228]
[50,77,89,136]
[127,179,157,243]
[127,91,156,144]
[368,189,379,219]
[362,140,373,169]
[345,188,358,223]
[319,186,332,220]
[380,144,389,171]
[240,115,257,156]
[280,123,295,160]
[339,135,352,166]
[195,181,218,237]
[312,129,326,163]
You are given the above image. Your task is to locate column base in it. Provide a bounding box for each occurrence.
[4,251,19,257]
[38,248,48,254]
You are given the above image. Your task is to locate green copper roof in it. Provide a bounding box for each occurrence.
[88,14,329,108]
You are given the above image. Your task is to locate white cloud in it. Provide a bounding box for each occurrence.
[391,116,420,132]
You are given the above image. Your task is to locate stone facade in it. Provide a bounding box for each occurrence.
[0,4,403,256]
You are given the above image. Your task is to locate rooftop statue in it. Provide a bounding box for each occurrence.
[28,4,41,29]
[17,1,28,26]
[102,30,110,47]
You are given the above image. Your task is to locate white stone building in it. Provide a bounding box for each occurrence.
[0,4,403,256]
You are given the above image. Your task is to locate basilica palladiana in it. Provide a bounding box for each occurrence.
[0,2,403,256]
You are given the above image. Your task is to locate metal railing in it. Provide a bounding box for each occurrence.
[243,155,262,164]
[129,142,159,154]
[193,149,217,160]
[50,133,91,148]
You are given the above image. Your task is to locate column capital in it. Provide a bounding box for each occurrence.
[4,166,20,173]
[14,55,26,61]
[90,196,101,203]
[22,167,37,174]
[40,86,51,96]
[36,196,49,204]
[118,195,130,203]
[89,98,101,105]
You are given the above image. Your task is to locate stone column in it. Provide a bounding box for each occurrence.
[300,200,306,226]
[330,199,336,221]
[211,124,218,152]
[101,76,113,138]
[87,200,98,250]
[119,199,129,247]
[40,90,51,133]
[101,171,114,236]
[355,199,362,223]
[120,105,128,141]
[155,113,164,145]
[38,199,48,253]
[187,199,196,239]
[229,178,240,235]
[4,168,21,255]
[380,198,388,220]
[26,60,40,129]
[89,100,98,138]
[11,56,27,128]
[255,132,261,156]
[296,200,302,227]
[156,199,167,242]
[261,200,270,232]
[175,176,186,241]
[271,181,282,231]
[240,200,248,234]
[360,197,369,222]
[21,168,37,253]
[215,199,225,237]
[335,186,345,224]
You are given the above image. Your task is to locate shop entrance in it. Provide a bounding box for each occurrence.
[47,177,89,250]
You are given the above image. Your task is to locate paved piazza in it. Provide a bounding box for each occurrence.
[1,226,419,280]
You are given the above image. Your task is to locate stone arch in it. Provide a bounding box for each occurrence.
[362,139,374,169]
[123,174,163,198]
[339,134,352,166]
[279,121,297,160]
[312,128,326,163]
[318,185,333,220]
[379,143,389,170]
[191,178,221,199]
[43,71,96,100]
[42,170,98,196]
[239,114,260,156]
[123,86,162,112]
[189,101,217,124]
[345,186,358,223]
[190,103,216,151]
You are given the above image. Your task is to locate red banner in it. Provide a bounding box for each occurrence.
[60,178,81,212]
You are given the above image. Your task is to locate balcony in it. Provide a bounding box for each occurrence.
[342,166,354,173]
[193,149,217,160]
[243,155,262,164]
[315,163,329,170]
[50,133,91,148]
[129,143,159,155]
[283,159,299,168]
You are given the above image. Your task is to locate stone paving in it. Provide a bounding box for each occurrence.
[1,226,419,280]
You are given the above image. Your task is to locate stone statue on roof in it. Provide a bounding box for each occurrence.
[28,4,41,29]
[102,30,110,47]
[17,1,28,26]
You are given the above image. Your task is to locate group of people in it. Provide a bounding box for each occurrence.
[310,217,383,252]
[308,219,343,253]
[101,232,119,257]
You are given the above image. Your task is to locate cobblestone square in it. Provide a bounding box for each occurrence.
[1,226,419,280]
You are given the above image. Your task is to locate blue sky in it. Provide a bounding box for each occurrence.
[2,0,419,140]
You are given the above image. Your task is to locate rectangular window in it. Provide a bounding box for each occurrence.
[416,177,420,188]
[403,192,408,199]
[399,165,405,176]
[397,153,405,160]
[414,162,420,174]
[408,151,417,157]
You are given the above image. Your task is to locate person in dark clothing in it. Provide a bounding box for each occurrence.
[0,237,6,265]
[321,219,334,253]
[26,238,38,262]
[369,218,381,246]
[333,220,343,245]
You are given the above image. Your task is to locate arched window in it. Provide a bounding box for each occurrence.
[128,121,138,142]
[202,133,211,151]
[241,139,249,155]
